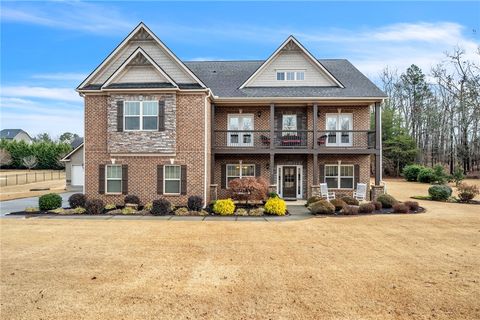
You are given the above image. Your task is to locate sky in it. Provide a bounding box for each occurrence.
[1,1,479,138]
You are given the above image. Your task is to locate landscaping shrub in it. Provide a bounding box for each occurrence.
[330,198,347,211]
[359,202,375,214]
[124,194,140,205]
[452,167,465,186]
[249,208,264,216]
[392,203,409,213]
[432,165,449,184]
[264,197,287,215]
[373,201,383,210]
[306,196,322,207]
[417,167,436,183]
[403,201,419,211]
[376,194,398,208]
[213,199,235,215]
[151,199,171,215]
[39,193,62,211]
[341,205,359,215]
[187,195,203,211]
[121,207,137,215]
[104,203,116,210]
[308,200,335,215]
[144,202,153,211]
[25,207,38,212]
[428,185,452,201]
[72,207,86,214]
[403,164,424,182]
[268,192,279,198]
[68,193,86,208]
[85,199,104,215]
[228,177,268,203]
[174,207,189,216]
[341,196,359,206]
[235,208,248,216]
[457,183,479,202]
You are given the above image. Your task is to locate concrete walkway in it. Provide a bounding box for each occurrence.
[0,192,76,216]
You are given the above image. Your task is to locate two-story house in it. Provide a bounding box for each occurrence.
[77,23,386,205]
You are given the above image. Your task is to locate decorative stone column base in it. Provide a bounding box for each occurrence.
[210,184,218,202]
[268,184,277,195]
[370,185,385,201]
[310,185,320,197]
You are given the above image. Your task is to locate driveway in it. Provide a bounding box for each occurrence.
[0,192,76,216]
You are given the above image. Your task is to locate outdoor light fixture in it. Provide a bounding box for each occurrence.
[110,158,116,164]
[317,110,321,117]
[169,158,175,164]
[257,111,262,118]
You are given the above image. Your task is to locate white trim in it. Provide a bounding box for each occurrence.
[239,35,344,89]
[163,165,181,195]
[325,113,353,147]
[227,113,254,147]
[213,97,387,103]
[105,164,122,195]
[78,22,205,90]
[276,70,306,81]
[60,143,84,161]
[276,165,303,199]
[324,164,355,190]
[110,153,176,157]
[203,92,210,207]
[123,100,159,131]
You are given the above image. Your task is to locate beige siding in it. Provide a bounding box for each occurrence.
[247,50,337,87]
[113,66,169,83]
[13,132,32,144]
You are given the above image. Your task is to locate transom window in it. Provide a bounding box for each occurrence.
[226,164,255,186]
[106,165,122,194]
[124,101,158,131]
[325,164,354,189]
[164,165,181,194]
[276,70,305,81]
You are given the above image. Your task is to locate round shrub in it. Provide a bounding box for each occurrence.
[306,196,322,207]
[39,193,62,211]
[308,200,335,215]
[392,203,409,213]
[372,201,382,210]
[213,199,235,215]
[417,167,436,183]
[428,185,452,201]
[403,164,424,182]
[403,201,419,211]
[376,194,398,208]
[330,198,347,211]
[174,207,190,216]
[68,193,86,208]
[124,194,140,205]
[457,183,479,202]
[151,199,171,215]
[341,205,359,215]
[341,196,359,206]
[187,195,203,211]
[85,199,104,215]
[359,202,375,214]
[264,197,287,215]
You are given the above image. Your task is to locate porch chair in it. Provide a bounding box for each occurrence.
[320,183,335,201]
[353,183,367,202]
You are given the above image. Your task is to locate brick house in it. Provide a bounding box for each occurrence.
[77,22,386,205]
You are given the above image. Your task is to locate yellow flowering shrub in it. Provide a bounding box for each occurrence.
[212,199,235,215]
[264,197,287,215]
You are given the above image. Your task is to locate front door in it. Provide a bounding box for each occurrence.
[282,166,297,198]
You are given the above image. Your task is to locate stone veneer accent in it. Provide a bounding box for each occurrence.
[107,94,176,154]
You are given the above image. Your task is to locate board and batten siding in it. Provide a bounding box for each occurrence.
[114,66,170,83]
[247,50,337,87]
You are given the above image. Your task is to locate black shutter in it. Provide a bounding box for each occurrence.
[181,165,187,195]
[319,164,325,184]
[158,100,165,131]
[354,164,360,188]
[255,164,261,177]
[99,164,105,194]
[221,164,226,189]
[157,165,164,194]
[122,165,128,195]
[117,101,124,132]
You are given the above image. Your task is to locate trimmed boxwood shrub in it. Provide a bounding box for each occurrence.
[376,194,398,208]
[417,167,436,183]
[85,199,104,215]
[187,195,203,211]
[403,164,424,182]
[359,202,375,214]
[341,196,359,206]
[308,200,335,215]
[39,193,62,211]
[124,194,140,205]
[393,203,409,213]
[330,198,347,211]
[151,199,171,215]
[428,185,452,201]
[68,193,86,208]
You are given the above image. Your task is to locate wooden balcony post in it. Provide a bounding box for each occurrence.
[313,153,318,185]
[211,103,215,149]
[374,102,382,185]
[270,103,275,149]
[270,153,275,185]
[313,103,318,150]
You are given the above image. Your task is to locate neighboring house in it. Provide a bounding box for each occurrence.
[60,138,84,190]
[77,22,386,205]
[0,129,32,144]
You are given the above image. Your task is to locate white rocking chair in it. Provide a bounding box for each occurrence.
[320,183,335,201]
[353,183,367,201]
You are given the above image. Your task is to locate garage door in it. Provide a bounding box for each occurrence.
[71,165,84,186]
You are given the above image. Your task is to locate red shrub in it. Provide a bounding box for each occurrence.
[228,177,268,204]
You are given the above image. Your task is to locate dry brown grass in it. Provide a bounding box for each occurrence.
[0,179,66,201]
[1,179,480,319]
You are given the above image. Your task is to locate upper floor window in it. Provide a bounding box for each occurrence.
[124,101,158,131]
[276,70,305,81]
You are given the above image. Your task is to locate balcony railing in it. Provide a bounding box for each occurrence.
[213,130,375,150]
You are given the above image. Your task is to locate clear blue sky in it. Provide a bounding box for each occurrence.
[1,1,479,137]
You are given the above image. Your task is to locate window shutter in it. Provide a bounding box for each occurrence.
[221,164,226,189]
[319,164,325,184]
[354,164,360,188]
[122,165,128,195]
[255,164,261,177]
[117,101,124,132]
[99,164,105,194]
[181,165,187,195]
[158,100,165,131]
[157,165,164,194]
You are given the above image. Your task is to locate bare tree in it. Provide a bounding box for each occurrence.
[22,156,38,171]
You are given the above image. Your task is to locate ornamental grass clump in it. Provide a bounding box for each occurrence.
[264,197,287,215]
[39,193,62,211]
[308,200,335,215]
[213,199,235,215]
[393,203,409,214]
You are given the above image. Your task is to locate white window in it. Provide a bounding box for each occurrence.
[226,164,255,186]
[164,165,181,194]
[282,114,297,136]
[325,164,354,189]
[326,113,353,146]
[106,165,122,194]
[276,70,305,81]
[124,101,158,131]
[227,114,254,147]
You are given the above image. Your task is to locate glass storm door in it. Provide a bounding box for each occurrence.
[228,115,254,147]
[282,166,297,198]
[326,114,353,146]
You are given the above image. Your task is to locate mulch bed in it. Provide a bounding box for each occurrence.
[411,196,480,205]
[312,206,426,217]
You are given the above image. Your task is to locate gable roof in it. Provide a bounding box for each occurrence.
[0,129,31,140]
[185,60,387,99]
[239,36,344,89]
[61,141,84,161]
[71,137,84,149]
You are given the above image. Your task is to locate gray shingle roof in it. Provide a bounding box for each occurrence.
[71,137,84,149]
[0,129,28,140]
[184,59,386,98]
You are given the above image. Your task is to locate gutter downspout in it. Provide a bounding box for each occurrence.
[204,89,212,207]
